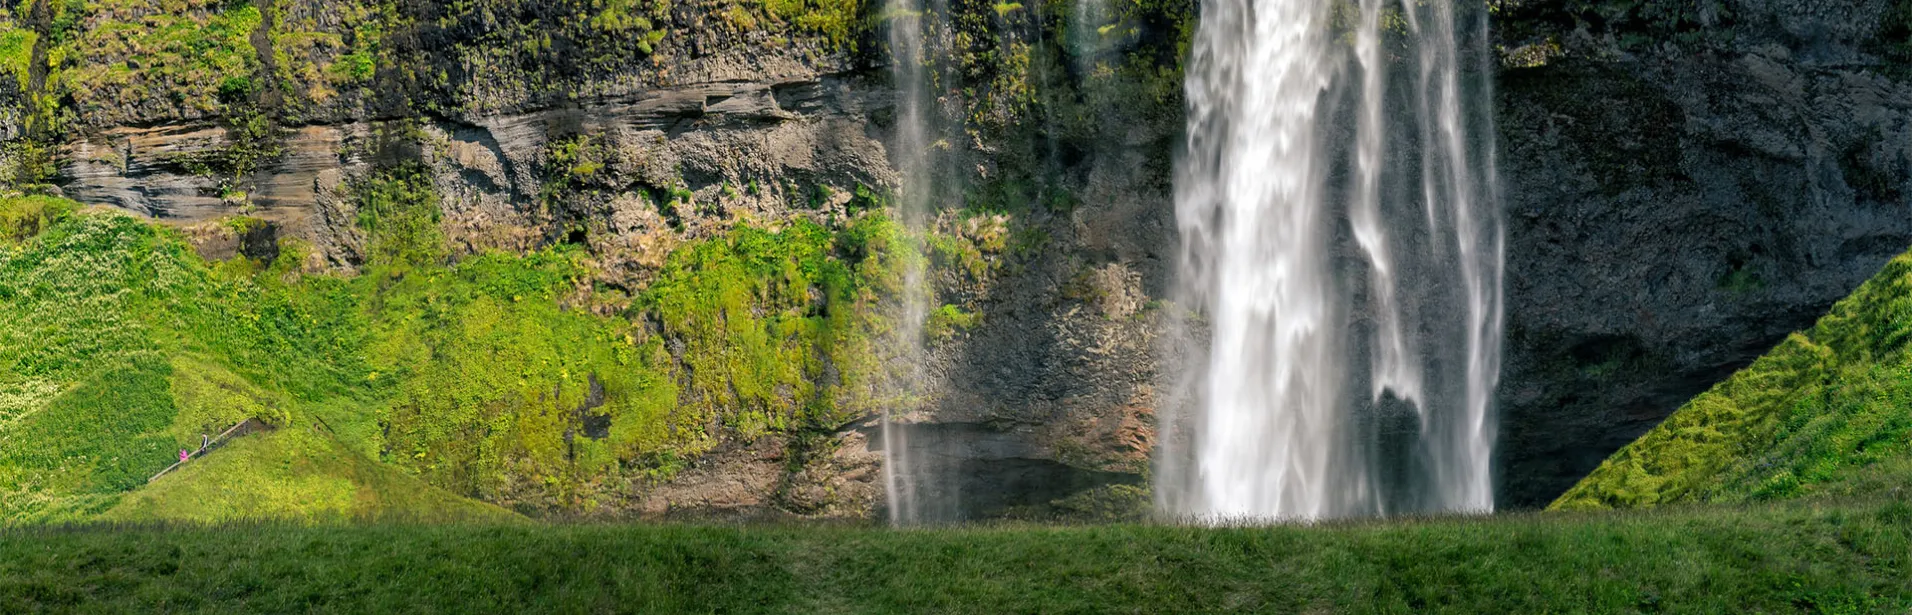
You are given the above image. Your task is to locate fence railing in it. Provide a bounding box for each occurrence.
[145,418,271,484]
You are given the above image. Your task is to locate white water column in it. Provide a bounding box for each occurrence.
[1161,0,1503,522]
[883,0,932,527]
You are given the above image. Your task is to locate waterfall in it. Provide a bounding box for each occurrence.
[1070,0,1110,73]
[882,0,934,526]
[1158,0,1503,521]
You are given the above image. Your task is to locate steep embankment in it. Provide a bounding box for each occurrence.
[104,428,525,524]
[1492,0,1912,507]
[0,192,927,523]
[0,195,524,522]
[1553,248,1912,510]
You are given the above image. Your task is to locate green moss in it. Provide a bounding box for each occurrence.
[644,215,912,440]
[60,0,264,119]
[1554,248,1912,510]
[0,27,34,90]
[924,209,1010,281]
[762,0,867,49]
[2,140,61,193]
[365,249,639,501]
[352,166,445,269]
[925,304,977,343]
[1717,265,1762,294]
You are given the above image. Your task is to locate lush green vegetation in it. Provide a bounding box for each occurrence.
[0,159,926,522]
[0,195,378,522]
[1554,250,1912,510]
[61,0,262,119]
[0,194,74,242]
[3,499,1908,613]
[100,428,524,524]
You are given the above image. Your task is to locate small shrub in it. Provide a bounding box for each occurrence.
[925,304,978,343]
[0,196,79,243]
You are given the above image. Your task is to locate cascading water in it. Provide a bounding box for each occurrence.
[1069,0,1110,73]
[882,0,936,526]
[1157,0,1504,522]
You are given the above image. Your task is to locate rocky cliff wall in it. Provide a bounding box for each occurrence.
[1494,0,1912,506]
[0,0,1188,520]
[1,0,1907,516]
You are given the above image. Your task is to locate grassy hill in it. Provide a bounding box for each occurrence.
[0,170,931,523]
[2,500,1907,613]
[101,427,524,524]
[1553,249,1912,510]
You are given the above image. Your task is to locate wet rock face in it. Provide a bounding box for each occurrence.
[1492,0,1912,507]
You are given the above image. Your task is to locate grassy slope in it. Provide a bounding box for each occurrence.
[1,500,1907,613]
[1554,250,1912,510]
[101,427,524,524]
[0,169,933,522]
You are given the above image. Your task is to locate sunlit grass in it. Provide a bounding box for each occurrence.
[1,498,1907,613]
[1556,249,1912,510]
[0,171,937,522]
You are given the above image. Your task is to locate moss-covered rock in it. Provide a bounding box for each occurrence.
[1553,248,1912,510]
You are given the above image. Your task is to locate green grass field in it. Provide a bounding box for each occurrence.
[2,498,1908,613]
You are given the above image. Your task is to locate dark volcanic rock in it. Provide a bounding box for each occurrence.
[1493,0,1912,506]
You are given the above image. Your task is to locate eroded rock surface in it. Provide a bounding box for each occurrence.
[1494,0,1912,506]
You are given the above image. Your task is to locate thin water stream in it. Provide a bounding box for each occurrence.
[882,0,937,526]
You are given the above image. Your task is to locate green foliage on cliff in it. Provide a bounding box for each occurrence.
[762,0,867,48]
[352,167,445,268]
[0,165,921,522]
[646,215,910,440]
[59,0,264,119]
[925,303,977,343]
[5,499,1910,612]
[1553,249,1912,510]
[0,27,34,90]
